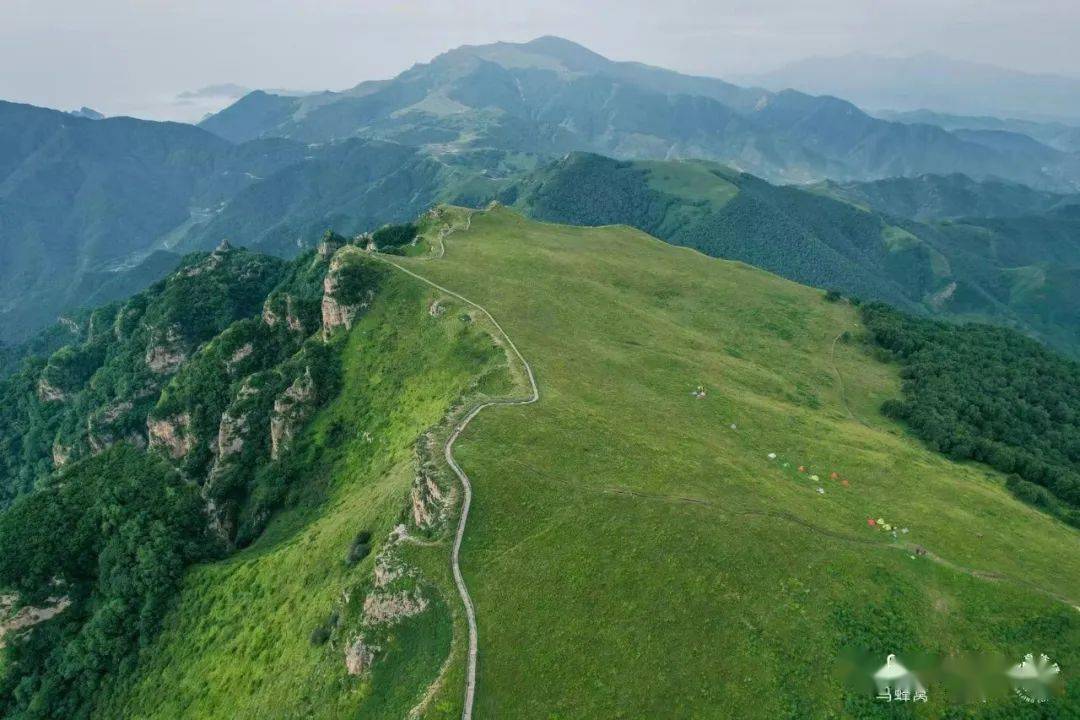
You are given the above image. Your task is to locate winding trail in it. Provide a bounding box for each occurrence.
[374,213,539,720]
[830,329,871,429]
[430,209,473,259]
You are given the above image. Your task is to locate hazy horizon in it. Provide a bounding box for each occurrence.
[2,0,1079,122]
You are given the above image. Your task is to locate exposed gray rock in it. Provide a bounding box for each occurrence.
[148,412,193,459]
[36,377,66,403]
[145,326,186,374]
[345,636,377,676]
[270,368,314,459]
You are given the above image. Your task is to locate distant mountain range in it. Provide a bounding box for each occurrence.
[0,101,308,342]
[3,37,1079,354]
[816,172,1080,222]
[743,52,1080,123]
[0,101,503,343]
[199,37,1080,192]
[875,109,1080,154]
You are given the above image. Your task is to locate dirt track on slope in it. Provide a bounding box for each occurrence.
[375,208,540,720]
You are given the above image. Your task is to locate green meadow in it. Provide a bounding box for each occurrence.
[94,206,1079,719]
[399,207,1080,718]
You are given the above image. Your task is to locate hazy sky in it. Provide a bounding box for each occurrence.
[3,0,1079,121]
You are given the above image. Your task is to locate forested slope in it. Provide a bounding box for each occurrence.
[0,212,513,718]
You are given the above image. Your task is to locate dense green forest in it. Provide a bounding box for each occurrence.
[0,447,211,719]
[861,303,1080,527]
[0,231,386,718]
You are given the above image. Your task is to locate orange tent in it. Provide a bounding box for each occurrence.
[798,465,806,473]
[830,471,839,480]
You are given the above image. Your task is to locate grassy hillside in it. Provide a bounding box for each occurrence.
[509,152,1080,356]
[5,206,1078,717]
[387,207,1079,717]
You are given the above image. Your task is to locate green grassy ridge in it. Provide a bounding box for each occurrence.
[93,267,512,719]
[507,152,1080,357]
[507,152,957,310]
[392,207,1080,717]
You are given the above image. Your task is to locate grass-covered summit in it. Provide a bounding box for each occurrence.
[387,206,1079,717]
[508,152,1080,357]
[2,206,1078,718]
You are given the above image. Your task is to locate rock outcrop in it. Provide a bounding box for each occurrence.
[285,296,305,333]
[228,342,254,369]
[57,316,80,334]
[270,368,314,459]
[86,401,138,454]
[410,444,449,530]
[263,294,306,333]
[52,441,73,469]
[321,251,368,338]
[36,377,67,403]
[318,232,346,260]
[148,412,193,459]
[0,595,71,650]
[409,432,453,531]
[363,589,428,624]
[262,301,281,327]
[145,326,186,374]
[180,247,226,278]
[215,410,248,463]
[345,637,377,676]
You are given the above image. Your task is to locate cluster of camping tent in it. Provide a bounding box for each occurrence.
[767,453,853,496]
[764,452,916,540]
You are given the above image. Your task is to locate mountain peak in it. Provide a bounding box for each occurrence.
[68,106,104,120]
[520,35,608,62]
